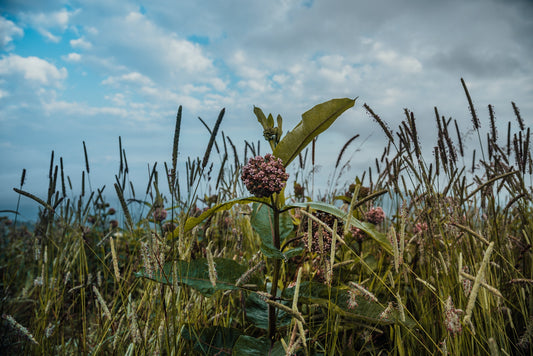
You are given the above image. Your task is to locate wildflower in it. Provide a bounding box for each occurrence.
[414,222,428,234]
[109,220,119,229]
[293,182,305,199]
[345,184,370,199]
[241,153,289,198]
[365,207,385,225]
[349,226,367,243]
[162,222,176,233]
[444,296,463,335]
[302,230,333,254]
[153,207,167,222]
[107,208,116,215]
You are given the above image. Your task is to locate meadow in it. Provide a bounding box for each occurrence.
[1,80,532,355]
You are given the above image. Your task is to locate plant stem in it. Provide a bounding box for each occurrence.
[268,195,281,344]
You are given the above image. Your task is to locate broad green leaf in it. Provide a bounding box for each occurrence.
[286,201,392,254]
[282,281,415,327]
[181,325,241,355]
[180,196,270,234]
[135,258,260,297]
[273,98,356,166]
[250,202,296,260]
[244,292,292,330]
[232,336,285,356]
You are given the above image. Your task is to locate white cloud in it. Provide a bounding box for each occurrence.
[0,54,67,86]
[70,37,92,50]
[102,71,154,87]
[0,16,23,48]
[20,8,79,42]
[373,42,423,73]
[63,53,82,62]
[0,88,9,99]
[85,11,216,84]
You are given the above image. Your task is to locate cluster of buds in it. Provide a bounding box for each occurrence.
[302,229,334,254]
[345,184,370,199]
[153,207,167,222]
[293,182,305,199]
[365,207,385,225]
[414,222,428,234]
[349,226,367,243]
[241,154,289,198]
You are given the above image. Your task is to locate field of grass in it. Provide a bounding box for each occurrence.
[1,83,532,355]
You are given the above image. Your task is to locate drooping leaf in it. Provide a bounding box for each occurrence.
[286,201,392,254]
[250,202,296,260]
[273,98,356,167]
[180,196,271,234]
[244,292,292,330]
[232,335,285,356]
[282,281,415,327]
[135,258,260,297]
[181,325,242,355]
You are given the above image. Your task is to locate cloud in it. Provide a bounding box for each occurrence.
[19,8,78,42]
[70,37,92,50]
[102,71,154,87]
[0,16,23,49]
[82,10,216,85]
[63,53,81,62]
[0,54,67,86]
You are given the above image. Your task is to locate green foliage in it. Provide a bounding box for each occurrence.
[136,258,258,296]
[287,201,392,253]
[250,202,301,260]
[3,94,532,355]
[232,335,285,355]
[244,292,293,330]
[181,325,242,355]
[272,98,356,166]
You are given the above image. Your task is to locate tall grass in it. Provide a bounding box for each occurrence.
[1,84,531,355]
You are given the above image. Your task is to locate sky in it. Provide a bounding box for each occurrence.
[1,0,532,221]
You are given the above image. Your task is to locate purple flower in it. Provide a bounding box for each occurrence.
[241,154,289,198]
[365,207,385,225]
[154,207,167,222]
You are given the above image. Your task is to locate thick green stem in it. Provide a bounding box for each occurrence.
[268,197,281,344]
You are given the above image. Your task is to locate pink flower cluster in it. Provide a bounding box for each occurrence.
[365,207,385,225]
[349,226,367,243]
[414,222,428,234]
[154,207,167,222]
[241,154,289,198]
[303,230,333,254]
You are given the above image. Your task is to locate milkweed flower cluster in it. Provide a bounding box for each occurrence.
[153,207,167,222]
[414,222,428,234]
[241,154,289,198]
[365,207,385,224]
[349,226,367,243]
